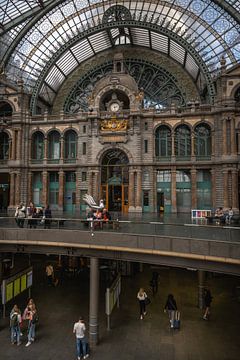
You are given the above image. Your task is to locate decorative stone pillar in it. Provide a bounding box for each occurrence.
[8,139,12,160]
[210,169,216,208]
[222,119,227,156]
[198,270,205,309]
[223,170,229,208]
[93,170,100,202]
[60,136,64,161]
[89,257,99,346]
[75,169,81,212]
[191,133,195,158]
[136,168,142,211]
[171,133,175,158]
[232,169,238,208]
[211,129,215,158]
[28,172,33,202]
[44,137,48,161]
[128,169,135,211]
[191,168,197,209]
[171,168,177,213]
[88,170,93,196]
[9,172,15,206]
[28,137,32,161]
[11,130,16,160]
[58,170,65,210]
[42,171,48,207]
[231,117,236,155]
[15,172,21,205]
[16,130,21,160]
[152,168,157,212]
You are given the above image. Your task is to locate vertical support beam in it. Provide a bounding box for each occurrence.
[222,119,227,156]
[231,117,236,155]
[136,168,142,210]
[198,270,205,309]
[44,137,48,161]
[191,133,195,159]
[28,171,33,202]
[171,133,175,158]
[16,130,21,160]
[191,168,197,209]
[171,168,177,213]
[60,136,64,161]
[75,169,81,212]
[93,170,100,202]
[10,172,15,206]
[211,169,216,208]
[58,170,64,210]
[223,170,229,208]
[42,171,48,207]
[89,257,99,346]
[128,170,135,210]
[11,130,16,160]
[88,170,93,196]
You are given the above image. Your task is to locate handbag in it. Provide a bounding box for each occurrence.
[145,297,151,305]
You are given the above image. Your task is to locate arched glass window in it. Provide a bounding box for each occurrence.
[155,125,172,157]
[0,132,9,160]
[194,124,211,158]
[32,132,44,160]
[64,130,77,160]
[175,125,191,157]
[48,131,60,160]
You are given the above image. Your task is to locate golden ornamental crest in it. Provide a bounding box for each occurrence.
[100,118,128,132]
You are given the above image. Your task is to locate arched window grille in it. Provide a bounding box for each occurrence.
[0,132,9,160]
[155,125,172,158]
[194,124,211,158]
[31,132,44,160]
[175,125,191,158]
[64,130,77,161]
[48,131,60,161]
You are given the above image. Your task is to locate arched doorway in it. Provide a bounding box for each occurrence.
[101,149,129,213]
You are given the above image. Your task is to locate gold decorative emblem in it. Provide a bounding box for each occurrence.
[100,118,128,132]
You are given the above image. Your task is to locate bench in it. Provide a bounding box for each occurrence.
[205,216,225,225]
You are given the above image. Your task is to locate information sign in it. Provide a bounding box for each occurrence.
[21,274,27,292]
[14,278,20,297]
[6,282,13,302]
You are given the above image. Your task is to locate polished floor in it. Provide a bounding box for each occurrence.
[0,256,240,360]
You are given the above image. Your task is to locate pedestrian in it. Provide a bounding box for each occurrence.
[203,288,213,320]
[10,304,22,345]
[73,316,89,360]
[44,205,52,229]
[25,304,38,347]
[164,294,177,328]
[14,202,26,228]
[150,271,159,296]
[23,298,35,321]
[137,287,148,320]
[46,263,54,286]
[225,207,234,224]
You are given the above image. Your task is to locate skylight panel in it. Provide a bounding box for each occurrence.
[185,53,199,79]
[170,40,185,64]
[71,39,94,62]
[151,32,168,54]
[88,31,111,53]
[131,28,150,47]
[56,51,78,76]
[39,83,56,103]
[45,66,65,91]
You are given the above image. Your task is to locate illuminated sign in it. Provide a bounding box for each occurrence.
[2,267,33,305]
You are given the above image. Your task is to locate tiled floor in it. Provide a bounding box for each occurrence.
[0,256,240,360]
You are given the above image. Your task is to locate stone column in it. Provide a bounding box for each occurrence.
[15,172,21,205]
[171,168,177,213]
[191,168,197,209]
[11,130,16,160]
[223,170,229,208]
[28,172,33,203]
[58,170,64,210]
[211,130,215,158]
[8,139,12,160]
[128,170,135,211]
[44,137,48,161]
[93,170,100,202]
[16,130,22,160]
[231,117,236,155]
[210,169,216,208]
[152,169,157,212]
[28,137,32,161]
[9,172,15,206]
[191,133,195,159]
[222,119,227,156]
[171,133,175,159]
[75,169,81,212]
[60,136,64,161]
[232,170,238,208]
[88,170,93,196]
[136,168,142,211]
[198,270,205,309]
[89,257,99,346]
[238,132,240,155]
[42,171,48,207]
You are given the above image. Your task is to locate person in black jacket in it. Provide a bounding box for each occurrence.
[164,294,177,328]
[203,288,213,320]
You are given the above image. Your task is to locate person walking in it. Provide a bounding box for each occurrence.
[14,202,26,228]
[164,294,177,328]
[150,272,159,296]
[46,263,54,286]
[137,287,148,320]
[25,304,38,346]
[73,316,89,360]
[203,288,213,320]
[10,304,22,345]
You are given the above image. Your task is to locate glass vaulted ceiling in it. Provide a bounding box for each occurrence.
[0,0,240,105]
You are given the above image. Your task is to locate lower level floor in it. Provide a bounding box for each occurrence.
[1,165,239,214]
[0,254,240,360]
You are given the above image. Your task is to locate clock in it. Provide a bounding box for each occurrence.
[110,102,120,112]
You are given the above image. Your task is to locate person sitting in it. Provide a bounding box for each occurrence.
[94,209,102,229]
[225,207,234,225]
[102,208,111,222]
[214,207,225,224]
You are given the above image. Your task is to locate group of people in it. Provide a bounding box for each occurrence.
[214,207,234,224]
[10,298,38,347]
[86,201,111,230]
[15,201,52,229]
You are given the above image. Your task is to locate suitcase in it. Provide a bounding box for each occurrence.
[172,311,180,329]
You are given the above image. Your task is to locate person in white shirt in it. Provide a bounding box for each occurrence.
[137,288,148,320]
[73,316,89,360]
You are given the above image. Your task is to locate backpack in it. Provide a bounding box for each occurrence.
[32,312,39,324]
[10,313,18,327]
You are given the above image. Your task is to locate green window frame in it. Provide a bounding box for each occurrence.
[32,132,44,160]
[175,125,191,157]
[64,130,77,159]
[155,125,172,157]
[194,124,211,158]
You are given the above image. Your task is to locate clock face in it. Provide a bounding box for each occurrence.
[110,102,120,112]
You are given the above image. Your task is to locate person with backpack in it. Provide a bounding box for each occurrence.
[10,304,22,345]
[25,304,38,347]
